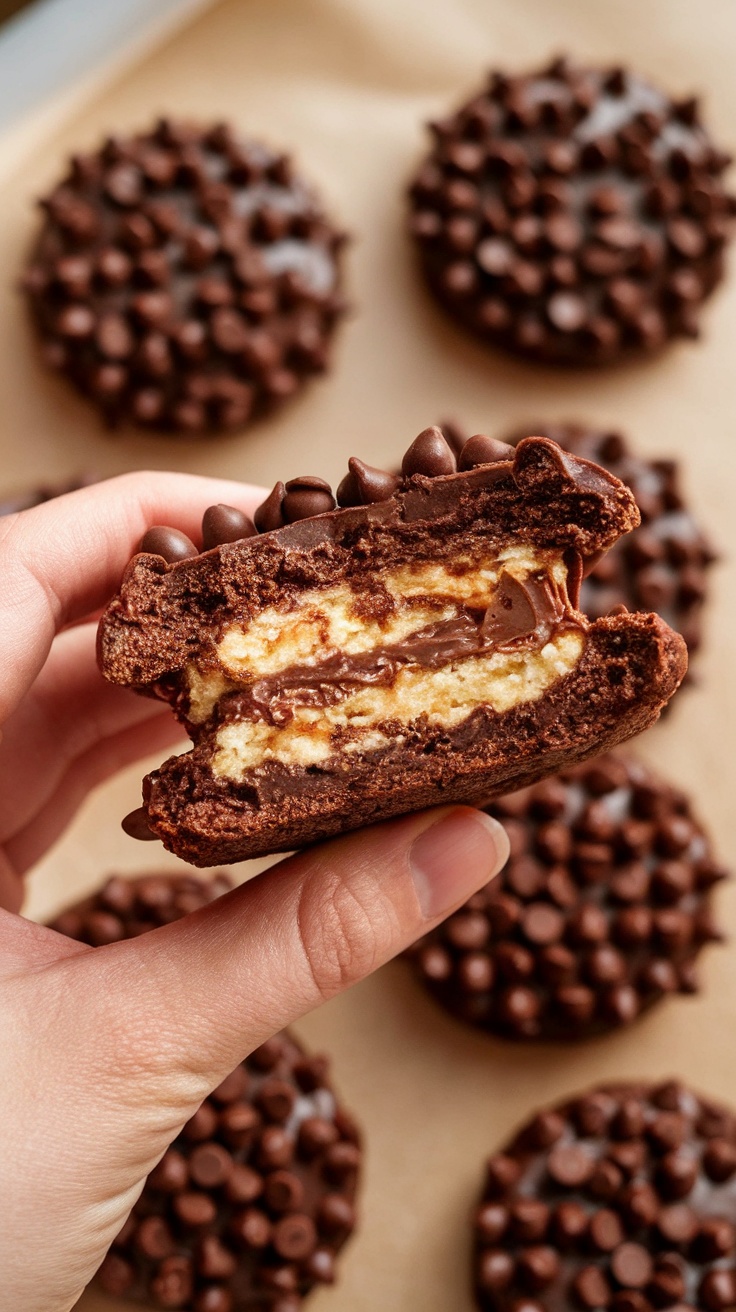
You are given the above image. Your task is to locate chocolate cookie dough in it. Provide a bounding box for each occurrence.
[408,752,726,1041]
[98,427,687,866]
[48,871,361,1312]
[473,1080,736,1311]
[23,120,346,435]
[409,58,735,365]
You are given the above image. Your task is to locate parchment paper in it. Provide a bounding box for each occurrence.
[1,2,736,1308]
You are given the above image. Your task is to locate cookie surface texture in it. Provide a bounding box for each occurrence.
[23,120,346,435]
[473,1079,736,1311]
[409,59,735,364]
[409,752,726,1040]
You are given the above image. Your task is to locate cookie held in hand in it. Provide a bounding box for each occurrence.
[98,427,686,866]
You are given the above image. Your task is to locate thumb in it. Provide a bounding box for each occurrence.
[0,806,508,1312]
[75,805,509,1103]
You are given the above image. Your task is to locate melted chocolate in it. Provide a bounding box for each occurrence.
[217,569,575,727]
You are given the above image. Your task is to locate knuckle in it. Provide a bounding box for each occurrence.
[295,865,392,1004]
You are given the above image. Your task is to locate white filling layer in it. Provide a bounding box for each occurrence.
[187,549,568,724]
[210,630,584,780]
[180,549,585,782]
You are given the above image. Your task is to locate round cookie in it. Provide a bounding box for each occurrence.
[408,753,726,1041]
[503,421,716,664]
[473,1079,736,1312]
[49,872,361,1311]
[408,58,736,365]
[23,120,347,436]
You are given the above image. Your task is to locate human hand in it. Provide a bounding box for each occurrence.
[0,475,508,1312]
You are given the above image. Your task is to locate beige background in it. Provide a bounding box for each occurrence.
[1,0,736,1308]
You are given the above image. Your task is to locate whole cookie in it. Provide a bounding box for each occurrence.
[49,872,361,1311]
[473,1080,736,1311]
[23,120,346,435]
[408,753,726,1041]
[502,421,717,664]
[409,58,735,365]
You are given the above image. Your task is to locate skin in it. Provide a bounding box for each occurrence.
[0,472,509,1312]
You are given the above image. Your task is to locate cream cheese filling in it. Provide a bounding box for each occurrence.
[187,548,570,724]
[210,631,584,778]
[179,549,586,782]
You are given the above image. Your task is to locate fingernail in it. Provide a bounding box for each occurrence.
[409,808,510,920]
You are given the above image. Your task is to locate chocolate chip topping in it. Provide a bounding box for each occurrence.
[409,58,736,365]
[48,872,361,1310]
[401,425,458,478]
[202,505,257,551]
[139,526,200,564]
[459,434,516,470]
[131,425,631,568]
[336,458,400,509]
[473,1080,736,1312]
[501,420,717,665]
[23,120,347,436]
[409,752,726,1041]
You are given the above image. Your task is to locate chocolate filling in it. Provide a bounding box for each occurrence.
[215,569,576,729]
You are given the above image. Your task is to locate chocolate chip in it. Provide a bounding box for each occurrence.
[610,1242,653,1288]
[341,457,400,506]
[458,434,515,469]
[253,482,286,533]
[574,1265,612,1308]
[121,806,158,841]
[139,526,198,563]
[402,426,457,478]
[282,476,336,522]
[272,1214,317,1260]
[547,1143,594,1187]
[201,504,257,551]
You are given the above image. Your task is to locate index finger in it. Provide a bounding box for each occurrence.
[0,470,265,723]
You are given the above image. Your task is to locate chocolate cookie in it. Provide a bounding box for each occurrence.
[408,752,726,1041]
[0,471,99,517]
[473,1079,736,1311]
[97,427,687,867]
[409,58,735,365]
[23,120,346,435]
[48,871,361,1312]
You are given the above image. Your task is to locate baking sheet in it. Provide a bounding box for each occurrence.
[1,1,736,1308]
